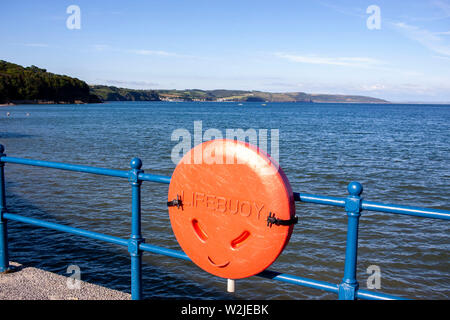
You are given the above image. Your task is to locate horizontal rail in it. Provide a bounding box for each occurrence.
[1,156,129,179]
[3,210,358,298]
[295,192,450,220]
[139,243,191,261]
[294,192,346,207]
[3,156,448,220]
[138,172,171,184]
[1,152,448,300]
[3,212,129,247]
[361,201,450,220]
[256,270,339,294]
[1,156,172,185]
[356,289,405,300]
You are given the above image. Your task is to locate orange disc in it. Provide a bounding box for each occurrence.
[168,139,296,279]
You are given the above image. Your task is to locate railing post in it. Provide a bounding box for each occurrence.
[128,158,145,300]
[0,144,10,273]
[338,181,363,300]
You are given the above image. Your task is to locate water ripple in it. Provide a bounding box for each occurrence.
[1,102,448,300]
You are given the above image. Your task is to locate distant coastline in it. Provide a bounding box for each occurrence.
[1,60,393,106]
[2,61,450,107]
[90,85,389,104]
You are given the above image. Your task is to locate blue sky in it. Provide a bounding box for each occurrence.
[1,0,450,102]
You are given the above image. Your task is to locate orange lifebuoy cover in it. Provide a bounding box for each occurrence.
[168,139,296,279]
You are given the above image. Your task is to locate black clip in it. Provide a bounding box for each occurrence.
[167,194,182,209]
[267,212,298,227]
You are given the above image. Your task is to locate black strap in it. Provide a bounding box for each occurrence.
[267,212,298,227]
[167,194,182,209]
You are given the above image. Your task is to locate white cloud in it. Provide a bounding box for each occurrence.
[91,44,111,51]
[316,1,366,18]
[433,54,450,60]
[23,43,49,47]
[392,21,450,56]
[88,45,182,58]
[274,52,384,68]
[99,79,159,87]
[435,31,450,35]
[129,49,179,57]
[432,0,450,16]
[359,84,387,91]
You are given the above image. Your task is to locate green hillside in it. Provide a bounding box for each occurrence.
[90,85,160,102]
[91,86,388,103]
[0,60,100,104]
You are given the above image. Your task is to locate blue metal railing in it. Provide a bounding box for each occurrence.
[0,143,449,300]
